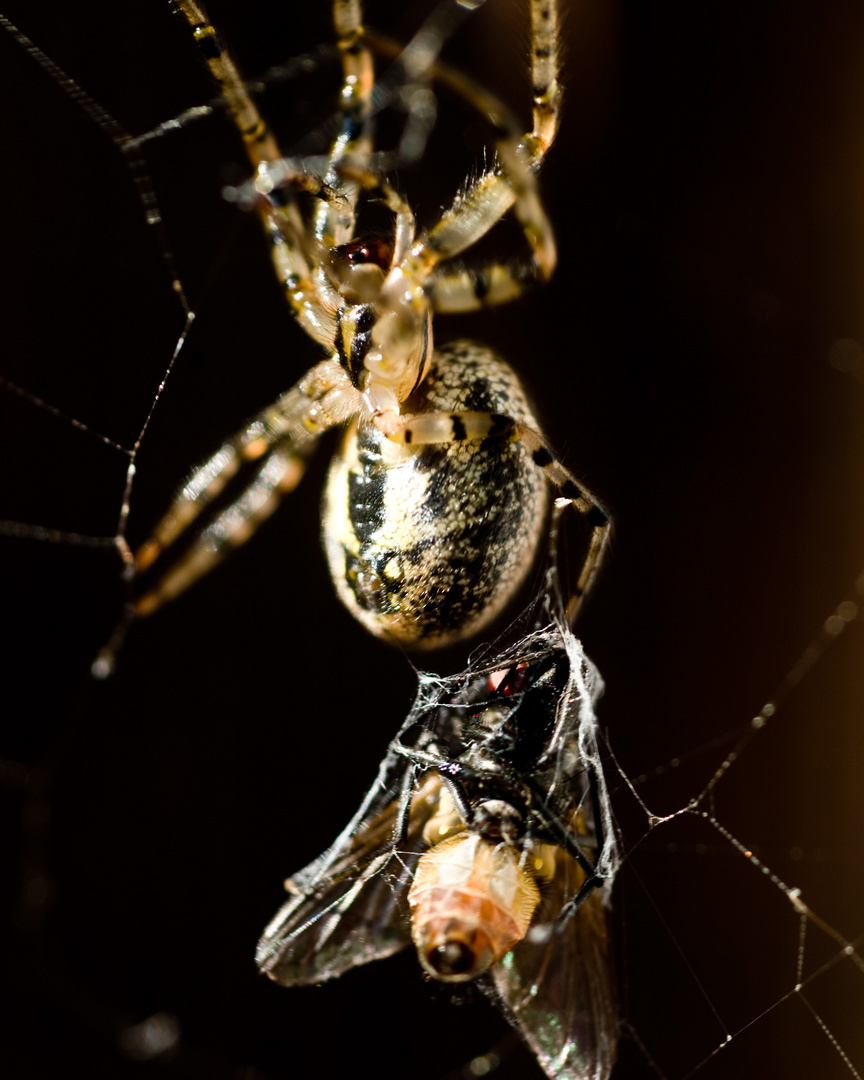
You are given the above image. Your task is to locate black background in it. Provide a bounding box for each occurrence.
[1,1,864,1078]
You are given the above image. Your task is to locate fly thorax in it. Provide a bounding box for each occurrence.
[472,798,524,846]
[408,833,540,983]
[464,714,519,768]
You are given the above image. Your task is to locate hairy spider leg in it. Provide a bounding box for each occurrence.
[174,0,372,349]
[373,0,562,345]
[128,358,351,592]
[363,19,555,316]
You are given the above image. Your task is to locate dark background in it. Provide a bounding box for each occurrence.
[1,1,863,1078]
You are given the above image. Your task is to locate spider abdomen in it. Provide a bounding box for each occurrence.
[322,340,549,648]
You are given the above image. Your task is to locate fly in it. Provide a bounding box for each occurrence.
[256,616,619,1080]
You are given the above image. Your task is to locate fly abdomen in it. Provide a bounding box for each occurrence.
[408,832,540,982]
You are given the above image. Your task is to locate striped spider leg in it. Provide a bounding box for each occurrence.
[100,0,611,670]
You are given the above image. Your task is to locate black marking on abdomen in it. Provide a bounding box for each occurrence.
[347,440,387,544]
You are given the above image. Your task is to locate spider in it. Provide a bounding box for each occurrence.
[103,0,611,668]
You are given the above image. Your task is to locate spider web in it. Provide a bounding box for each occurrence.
[1,2,863,1079]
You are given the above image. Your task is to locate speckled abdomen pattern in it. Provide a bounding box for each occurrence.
[322,340,550,647]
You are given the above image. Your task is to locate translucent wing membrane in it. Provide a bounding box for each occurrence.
[257,766,438,984]
[257,613,620,1079]
[492,871,616,1080]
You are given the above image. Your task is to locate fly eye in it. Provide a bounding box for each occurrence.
[427,941,476,977]
[489,661,530,697]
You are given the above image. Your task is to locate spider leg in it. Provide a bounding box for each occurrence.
[132,444,306,619]
[422,115,557,312]
[526,0,563,156]
[360,2,510,173]
[361,30,547,315]
[384,408,610,616]
[316,0,375,248]
[117,359,357,625]
[425,257,540,314]
[364,20,518,140]
[173,0,281,168]
[301,0,490,246]
[174,1,345,349]
[371,0,561,358]
[92,361,357,676]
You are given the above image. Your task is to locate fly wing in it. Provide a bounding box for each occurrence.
[490,858,616,1080]
[257,756,442,987]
